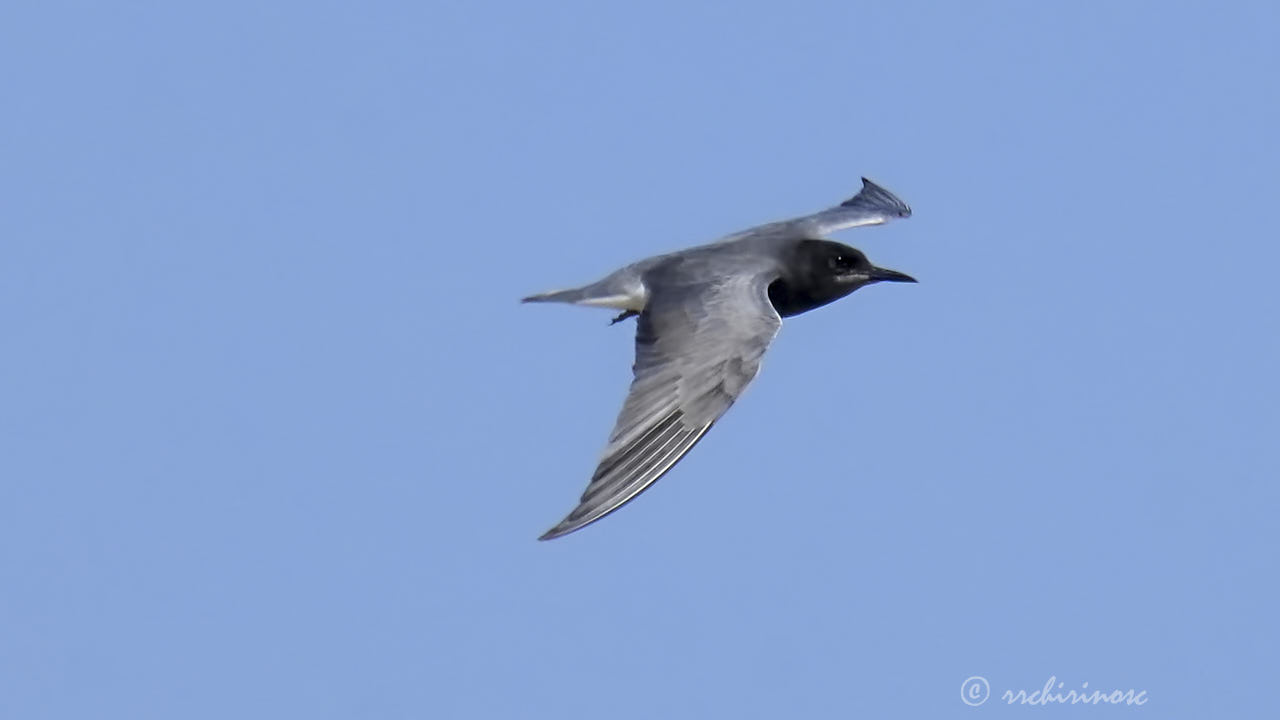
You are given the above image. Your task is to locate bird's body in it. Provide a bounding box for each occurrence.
[525,178,915,540]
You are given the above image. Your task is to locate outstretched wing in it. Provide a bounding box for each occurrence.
[718,177,912,243]
[539,258,782,540]
[799,177,912,235]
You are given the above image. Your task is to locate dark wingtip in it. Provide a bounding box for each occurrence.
[537,523,571,541]
[843,177,912,218]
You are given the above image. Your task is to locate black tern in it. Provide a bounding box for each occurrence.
[525,178,914,540]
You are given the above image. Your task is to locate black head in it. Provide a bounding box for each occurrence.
[768,239,916,317]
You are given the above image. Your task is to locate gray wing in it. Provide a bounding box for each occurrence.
[539,259,782,540]
[718,177,911,242]
[799,177,912,235]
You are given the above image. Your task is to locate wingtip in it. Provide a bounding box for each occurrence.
[844,177,911,218]
[537,504,614,541]
[537,522,573,541]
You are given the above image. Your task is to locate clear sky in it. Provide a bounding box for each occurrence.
[2,1,1277,718]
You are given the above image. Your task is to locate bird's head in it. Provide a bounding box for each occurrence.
[770,239,916,317]
[813,240,916,288]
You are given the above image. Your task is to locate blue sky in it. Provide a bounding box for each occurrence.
[2,1,1277,717]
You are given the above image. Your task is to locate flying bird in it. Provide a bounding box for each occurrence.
[525,178,915,540]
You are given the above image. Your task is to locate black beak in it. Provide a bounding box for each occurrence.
[868,266,917,284]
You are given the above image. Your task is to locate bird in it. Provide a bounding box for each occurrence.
[524,177,915,540]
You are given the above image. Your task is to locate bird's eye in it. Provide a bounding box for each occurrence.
[829,254,848,271]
